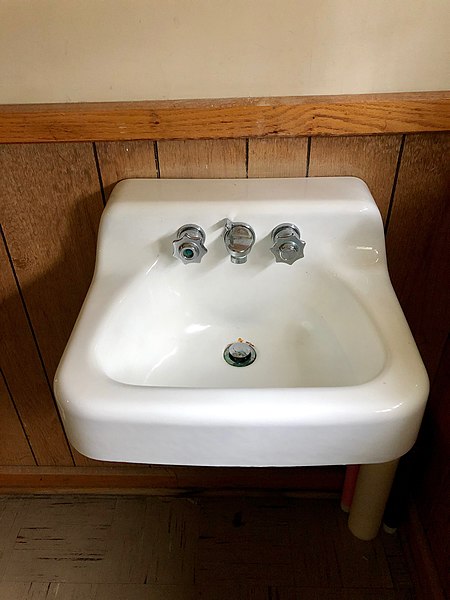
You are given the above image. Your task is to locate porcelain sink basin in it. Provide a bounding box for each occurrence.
[54,178,428,466]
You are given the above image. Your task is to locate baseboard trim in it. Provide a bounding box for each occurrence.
[0,465,344,495]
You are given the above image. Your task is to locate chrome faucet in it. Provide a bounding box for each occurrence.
[223,219,255,264]
[172,224,207,264]
[270,223,305,265]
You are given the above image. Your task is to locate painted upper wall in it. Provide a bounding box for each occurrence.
[1,0,449,104]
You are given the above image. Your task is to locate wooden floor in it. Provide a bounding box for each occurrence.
[0,495,416,599]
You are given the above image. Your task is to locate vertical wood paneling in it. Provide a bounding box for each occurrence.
[415,336,450,596]
[0,232,72,466]
[0,143,104,381]
[386,133,450,379]
[0,143,105,467]
[386,132,450,600]
[309,135,402,222]
[0,371,35,466]
[95,141,157,200]
[157,139,246,178]
[248,137,308,177]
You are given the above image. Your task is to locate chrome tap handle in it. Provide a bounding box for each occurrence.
[224,219,256,264]
[172,224,207,264]
[270,223,305,265]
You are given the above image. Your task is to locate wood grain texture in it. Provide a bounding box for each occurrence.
[0,466,343,494]
[0,231,73,466]
[95,141,157,200]
[157,139,246,178]
[0,143,105,467]
[386,132,450,379]
[0,92,449,143]
[248,137,308,177]
[0,466,176,494]
[309,135,402,221]
[0,372,35,466]
[0,143,103,381]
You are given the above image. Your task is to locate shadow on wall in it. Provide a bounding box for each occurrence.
[1,192,103,380]
[0,186,104,466]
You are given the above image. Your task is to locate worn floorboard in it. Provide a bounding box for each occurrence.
[0,495,415,599]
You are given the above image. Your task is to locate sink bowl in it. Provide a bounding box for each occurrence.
[54,177,428,466]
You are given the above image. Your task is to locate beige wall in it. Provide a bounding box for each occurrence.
[1,0,449,104]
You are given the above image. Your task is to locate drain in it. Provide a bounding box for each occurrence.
[224,340,257,367]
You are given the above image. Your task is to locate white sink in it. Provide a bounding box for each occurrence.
[54,178,428,466]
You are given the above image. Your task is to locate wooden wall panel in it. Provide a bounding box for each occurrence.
[0,143,104,381]
[0,143,105,467]
[415,336,450,596]
[248,138,308,177]
[0,371,35,466]
[157,139,246,178]
[0,231,73,466]
[386,133,450,379]
[95,141,157,200]
[0,466,343,494]
[385,133,449,596]
[309,135,402,222]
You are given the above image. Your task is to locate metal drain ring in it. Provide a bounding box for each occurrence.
[224,341,257,367]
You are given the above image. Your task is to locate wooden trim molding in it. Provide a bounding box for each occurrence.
[1,92,449,143]
[0,466,344,494]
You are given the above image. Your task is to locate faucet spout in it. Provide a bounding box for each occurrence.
[224,219,255,264]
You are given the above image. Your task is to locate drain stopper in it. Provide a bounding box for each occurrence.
[224,341,256,367]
